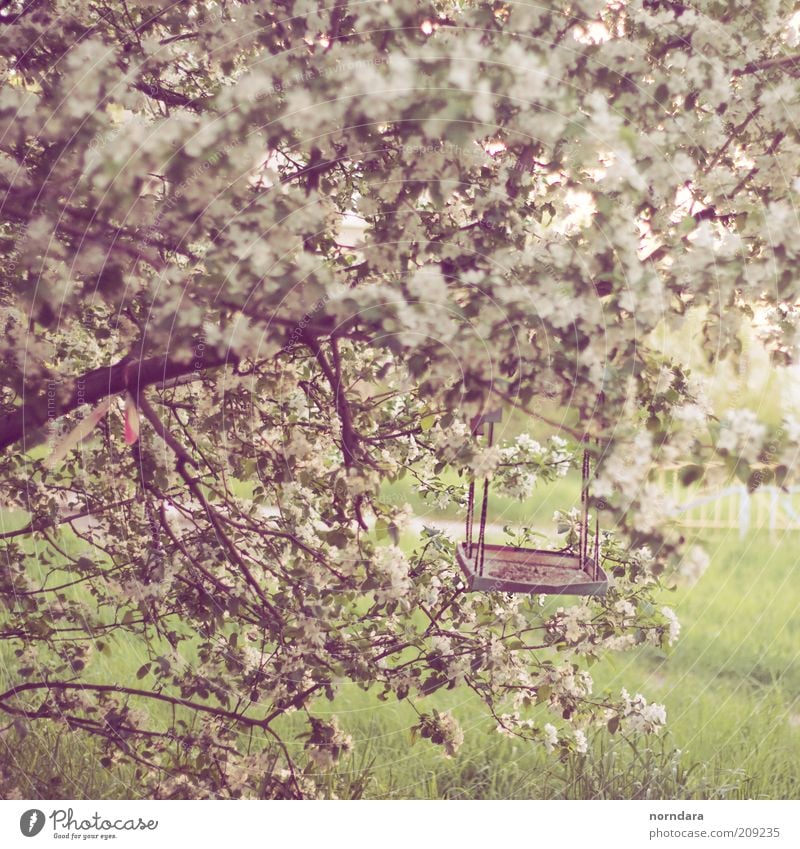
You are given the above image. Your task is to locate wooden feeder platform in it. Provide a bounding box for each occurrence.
[456,542,608,596]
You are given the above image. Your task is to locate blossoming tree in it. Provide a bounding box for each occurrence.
[0,0,798,797]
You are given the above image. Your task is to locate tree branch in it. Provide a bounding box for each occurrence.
[133,79,204,110]
[735,53,800,75]
[300,330,361,467]
[136,390,197,468]
[0,681,272,730]
[0,350,237,454]
[0,497,136,540]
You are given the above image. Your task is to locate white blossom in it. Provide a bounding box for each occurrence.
[543,723,559,753]
[618,689,668,735]
[716,409,766,464]
[661,606,681,647]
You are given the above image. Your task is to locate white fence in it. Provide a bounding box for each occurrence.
[659,472,800,538]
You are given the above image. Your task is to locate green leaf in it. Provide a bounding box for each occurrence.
[734,461,752,485]
[420,674,449,696]
[325,530,348,548]
[679,465,704,486]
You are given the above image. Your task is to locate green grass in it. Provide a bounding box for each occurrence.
[5,311,797,799]
[305,529,800,799]
[2,523,800,799]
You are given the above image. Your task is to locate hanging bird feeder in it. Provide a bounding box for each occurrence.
[456,411,608,596]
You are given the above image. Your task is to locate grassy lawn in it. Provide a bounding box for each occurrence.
[301,529,800,799]
[2,503,799,798]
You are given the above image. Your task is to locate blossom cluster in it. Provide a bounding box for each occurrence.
[493,434,572,500]
[616,690,668,736]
